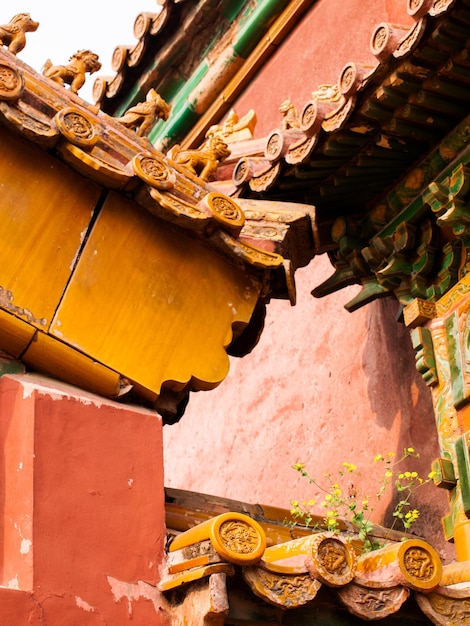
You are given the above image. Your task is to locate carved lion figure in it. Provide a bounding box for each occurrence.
[279,99,300,130]
[42,50,101,94]
[117,88,170,137]
[0,13,39,55]
[169,136,231,182]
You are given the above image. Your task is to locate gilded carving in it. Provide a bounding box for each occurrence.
[404,298,436,328]
[215,231,283,269]
[204,193,245,235]
[0,13,39,55]
[437,276,470,317]
[169,135,230,182]
[242,224,285,240]
[218,520,259,556]
[149,188,210,229]
[313,84,343,105]
[265,131,283,160]
[132,153,175,190]
[430,0,457,16]
[300,100,320,136]
[133,12,153,39]
[206,109,256,144]
[355,539,441,591]
[321,97,355,132]
[243,566,321,608]
[116,89,170,137]
[417,591,470,625]
[249,162,282,193]
[43,50,101,94]
[307,534,356,587]
[403,546,436,581]
[339,584,410,620]
[233,158,249,184]
[0,63,24,101]
[55,109,98,148]
[431,323,459,443]
[127,40,147,68]
[407,0,433,18]
[111,46,128,73]
[393,19,426,58]
[285,136,318,164]
[339,63,359,96]
[279,99,300,130]
[411,326,439,386]
[371,24,390,57]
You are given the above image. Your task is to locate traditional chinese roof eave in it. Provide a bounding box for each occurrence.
[162,488,460,624]
[0,48,314,293]
[96,0,318,150]
[216,0,470,312]
[0,47,320,419]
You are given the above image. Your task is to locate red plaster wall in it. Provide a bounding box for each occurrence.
[164,255,452,561]
[0,374,169,624]
[232,0,414,136]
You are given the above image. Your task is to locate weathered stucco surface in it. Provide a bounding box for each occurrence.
[0,374,169,624]
[164,255,453,561]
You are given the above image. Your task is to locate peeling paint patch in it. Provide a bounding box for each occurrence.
[7,576,19,589]
[107,576,166,617]
[75,596,96,612]
[20,538,32,554]
[127,478,134,488]
[0,286,47,326]
[17,462,23,471]
[69,226,90,271]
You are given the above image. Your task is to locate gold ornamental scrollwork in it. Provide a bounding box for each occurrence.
[0,63,24,101]
[417,589,470,625]
[355,539,442,591]
[132,153,176,190]
[168,512,266,567]
[202,192,245,237]
[219,520,259,555]
[338,583,410,620]
[211,514,266,565]
[403,545,436,582]
[243,566,321,608]
[55,108,98,148]
[306,533,356,587]
[407,0,433,17]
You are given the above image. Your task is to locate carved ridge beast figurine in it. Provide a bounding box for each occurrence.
[0,13,39,55]
[42,50,101,94]
[279,99,300,130]
[117,89,170,137]
[168,136,231,182]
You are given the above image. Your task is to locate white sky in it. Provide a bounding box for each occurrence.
[4,2,161,103]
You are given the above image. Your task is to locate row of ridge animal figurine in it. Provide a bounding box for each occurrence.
[0,14,101,94]
[0,12,233,181]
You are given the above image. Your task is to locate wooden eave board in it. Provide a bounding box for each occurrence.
[49,192,261,395]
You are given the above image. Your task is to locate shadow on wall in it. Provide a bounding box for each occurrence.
[362,298,433,433]
[363,298,452,560]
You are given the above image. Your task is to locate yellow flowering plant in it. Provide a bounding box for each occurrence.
[290,448,435,553]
